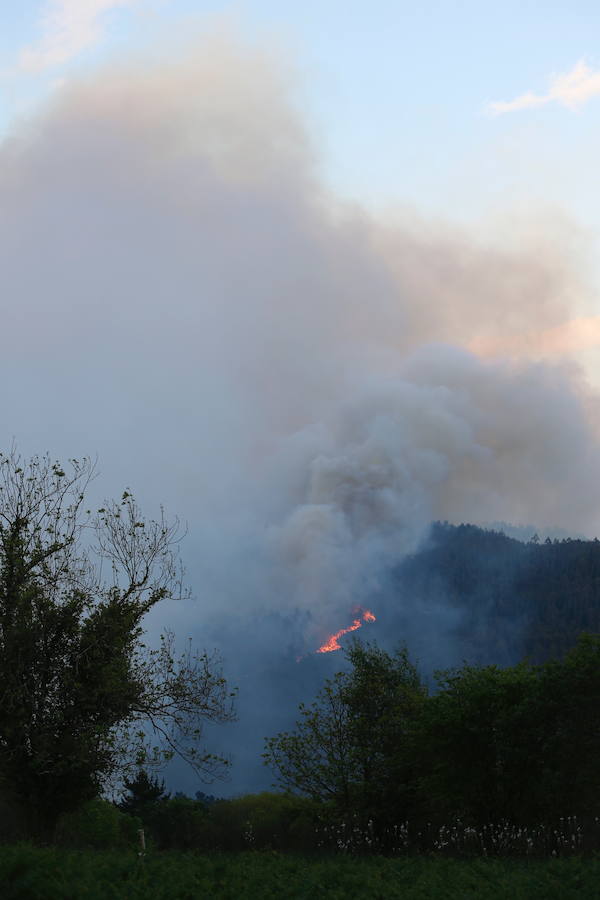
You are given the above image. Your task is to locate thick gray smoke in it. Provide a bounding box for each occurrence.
[2,33,599,792]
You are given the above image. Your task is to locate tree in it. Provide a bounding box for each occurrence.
[341,642,426,824]
[414,660,538,824]
[263,641,426,825]
[413,633,600,824]
[526,633,600,820]
[118,769,170,819]
[0,450,235,838]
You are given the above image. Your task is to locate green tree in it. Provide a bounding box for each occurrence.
[118,769,170,819]
[527,633,600,819]
[342,642,426,824]
[413,633,600,824]
[0,450,235,839]
[264,641,426,825]
[414,660,538,824]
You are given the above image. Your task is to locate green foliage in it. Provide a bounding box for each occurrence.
[116,789,319,852]
[523,633,600,819]
[148,795,211,850]
[118,770,170,820]
[55,799,140,850]
[205,792,320,851]
[0,846,598,899]
[415,661,538,823]
[341,643,426,824]
[264,642,426,825]
[266,632,599,834]
[413,634,600,826]
[0,450,235,839]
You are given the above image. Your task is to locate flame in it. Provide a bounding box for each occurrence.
[316,607,377,654]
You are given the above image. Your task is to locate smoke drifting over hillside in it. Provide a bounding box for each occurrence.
[2,32,599,791]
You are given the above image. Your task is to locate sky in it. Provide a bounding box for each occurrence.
[2,1,600,793]
[4,3,600,348]
[4,2,600,223]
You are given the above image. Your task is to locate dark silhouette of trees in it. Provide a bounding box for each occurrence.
[414,634,600,826]
[390,521,600,664]
[118,769,170,819]
[266,633,599,833]
[264,642,426,825]
[0,450,235,838]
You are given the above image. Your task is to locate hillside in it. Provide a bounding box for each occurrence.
[389,523,600,665]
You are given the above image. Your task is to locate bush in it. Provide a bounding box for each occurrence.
[55,799,140,850]
[203,792,321,851]
[149,796,210,850]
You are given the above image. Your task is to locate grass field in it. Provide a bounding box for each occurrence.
[0,846,598,899]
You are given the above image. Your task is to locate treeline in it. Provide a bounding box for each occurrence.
[2,623,597,855]
[0,452,598,858]
[390,522,600,664]
[264,636,600,853]
[45,633,599,857]
[60,785,318,853]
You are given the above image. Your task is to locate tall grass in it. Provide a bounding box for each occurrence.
[0,845,599,900]
[316,815,600,858]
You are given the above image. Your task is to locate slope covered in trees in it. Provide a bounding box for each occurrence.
[388,522,600,665]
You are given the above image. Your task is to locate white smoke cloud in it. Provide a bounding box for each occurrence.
[1,30,599,648]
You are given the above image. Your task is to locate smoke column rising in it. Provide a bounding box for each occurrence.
[1,31,600,791]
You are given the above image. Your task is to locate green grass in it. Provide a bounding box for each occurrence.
[0,846,598,899]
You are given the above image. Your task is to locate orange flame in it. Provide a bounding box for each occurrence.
[316,607,377,654]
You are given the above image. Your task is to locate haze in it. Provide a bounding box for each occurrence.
[2,5,600,794]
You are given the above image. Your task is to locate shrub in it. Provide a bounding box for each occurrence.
[149,796,210,850]
[203,792,321,851]
[55,799,140,850]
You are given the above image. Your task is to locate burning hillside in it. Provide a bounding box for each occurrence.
[316,607,376,653]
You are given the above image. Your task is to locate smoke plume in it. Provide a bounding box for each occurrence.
[2,31,599,791]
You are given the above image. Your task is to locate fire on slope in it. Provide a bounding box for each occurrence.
[316,607,376,653]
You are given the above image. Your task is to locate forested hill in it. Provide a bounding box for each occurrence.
[388,522,600,666]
